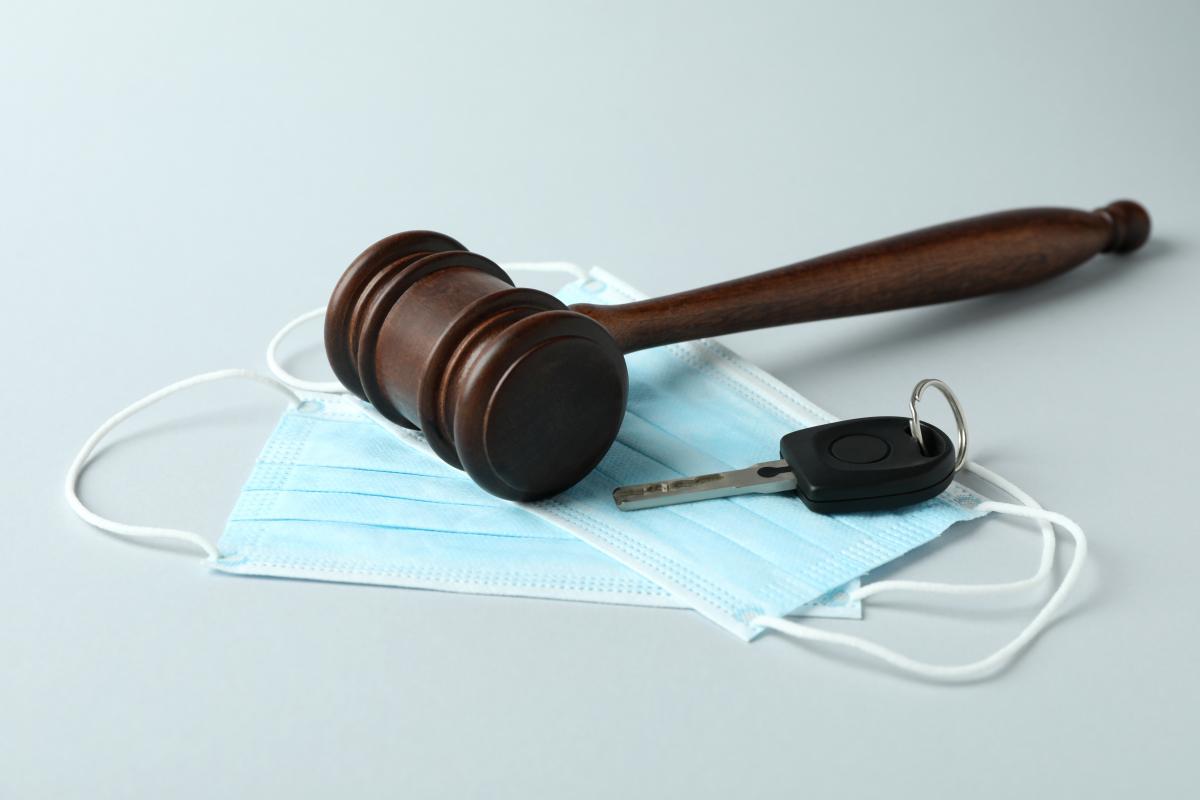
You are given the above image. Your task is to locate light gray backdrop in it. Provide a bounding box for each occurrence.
[3,1,1197,797]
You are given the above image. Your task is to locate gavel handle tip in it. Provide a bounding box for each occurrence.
[572,200,1155,353]
[1096,199,1151,254]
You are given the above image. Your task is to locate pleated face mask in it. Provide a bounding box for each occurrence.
[68,263,1088,681]
[216,389,858,616]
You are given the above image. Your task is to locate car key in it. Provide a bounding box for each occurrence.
[612,379,967,515]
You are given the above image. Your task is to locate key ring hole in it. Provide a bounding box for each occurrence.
[908,378,968,472]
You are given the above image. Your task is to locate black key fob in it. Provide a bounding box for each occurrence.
[779,417,956,514]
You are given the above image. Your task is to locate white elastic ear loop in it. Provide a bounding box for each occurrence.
[265,262,590,392]
[65,369,301,561]
[266,306,347,393]
[752,471,1087,681]
[848,461,1055,601]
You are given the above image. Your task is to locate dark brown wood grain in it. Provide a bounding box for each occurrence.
[324,199,1150,500]
[570,201,1150,352]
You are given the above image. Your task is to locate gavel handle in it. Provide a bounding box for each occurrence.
[571,200,1150,353]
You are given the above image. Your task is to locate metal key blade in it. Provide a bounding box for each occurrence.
[612,459,798,511]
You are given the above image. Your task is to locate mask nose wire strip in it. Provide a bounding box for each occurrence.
[64,369,302,561]
[848,461,1055,601]
[265,263,589,394]
[752,469,1087,682]
[499,261,589,280]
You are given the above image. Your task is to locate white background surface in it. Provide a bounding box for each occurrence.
[3,1,1198,797]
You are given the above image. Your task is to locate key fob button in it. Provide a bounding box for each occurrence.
[779,416,957,514]
[829,434,891,464]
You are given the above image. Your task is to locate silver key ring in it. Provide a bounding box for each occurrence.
[908,378,968,472]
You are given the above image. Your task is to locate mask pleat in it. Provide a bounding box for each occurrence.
[216,270,977,631]
[219,519,680,603]
[530,272,985,638]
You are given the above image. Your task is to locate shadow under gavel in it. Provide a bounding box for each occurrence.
[324,200,1150,501]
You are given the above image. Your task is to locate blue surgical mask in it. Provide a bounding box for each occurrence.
[66,264,1088,681]
[356,268,984,640]
[215,388,855,616]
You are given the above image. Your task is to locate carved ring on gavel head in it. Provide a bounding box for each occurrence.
[325,200,1151,501]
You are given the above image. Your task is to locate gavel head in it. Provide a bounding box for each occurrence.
[324,231,628,501]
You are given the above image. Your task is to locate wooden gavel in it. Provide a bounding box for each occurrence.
[325,200,1150,501]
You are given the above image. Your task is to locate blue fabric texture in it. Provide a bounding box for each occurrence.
[217,267,982,636]
[217,397,687,607]
[217,394,860,615]
[528,270,984,639]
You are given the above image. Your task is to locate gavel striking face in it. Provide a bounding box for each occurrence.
[325,200,1150,501]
